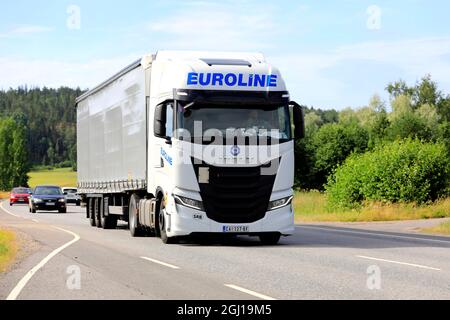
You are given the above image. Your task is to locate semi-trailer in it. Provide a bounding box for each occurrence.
[76,51,304,244]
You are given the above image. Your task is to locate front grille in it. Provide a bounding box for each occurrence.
[192,158,278,223]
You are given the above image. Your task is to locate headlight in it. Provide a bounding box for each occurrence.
[58,198,66,203]
[33,198,43,203]
[268,196,293,211]
[174,195,204,211]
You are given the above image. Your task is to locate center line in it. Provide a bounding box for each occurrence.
[141,256,180,269]
[356,255,441,271]
[225,284,276,300]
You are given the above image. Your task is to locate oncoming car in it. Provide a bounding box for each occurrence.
[29,186,67,213]
[10,187,32,206]
[62,187,81,206]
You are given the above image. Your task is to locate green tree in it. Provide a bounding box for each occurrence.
[311,122,369,188]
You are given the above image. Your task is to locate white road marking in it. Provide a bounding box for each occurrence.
[32,219,39,223]
[0,203,82,301]
[297,225,450,244]
[356,255,441,271]
[0,203,23,218]
[224,284,276,300]
[141,256,180,269]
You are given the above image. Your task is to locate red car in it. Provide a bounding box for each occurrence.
[10,187,32,206]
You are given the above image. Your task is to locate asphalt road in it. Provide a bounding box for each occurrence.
[0,202,449,300]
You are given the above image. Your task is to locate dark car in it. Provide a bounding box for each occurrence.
[29,186,67,213]
[10,187,32,206]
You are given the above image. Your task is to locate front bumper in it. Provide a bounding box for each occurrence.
[166,203,294,237]
[11,198,29,204]
[33,202,66,211]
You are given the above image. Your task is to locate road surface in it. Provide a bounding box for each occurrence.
[0,202,449,300]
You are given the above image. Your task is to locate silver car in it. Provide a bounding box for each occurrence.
[62,187,81,206]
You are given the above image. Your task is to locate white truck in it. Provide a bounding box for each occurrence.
[76,51,304,244]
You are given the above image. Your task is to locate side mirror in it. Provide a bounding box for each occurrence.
[290,101,305,140]
[154,103,167,138]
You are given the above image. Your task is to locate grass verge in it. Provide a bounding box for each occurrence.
[0,229,17,272]
[294,191,450,223]
[28,167,77,188]
[421,221,450,236]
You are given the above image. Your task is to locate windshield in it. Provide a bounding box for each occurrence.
[13,188,31,194]
[176,104,292,144]
[34,187,63,196]
[64,189,77,194]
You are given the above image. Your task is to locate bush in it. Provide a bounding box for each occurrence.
[310,122,369,188]
[326,139,450,209]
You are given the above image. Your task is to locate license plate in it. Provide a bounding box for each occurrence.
[47,203,55,206]
[223,226,249,233]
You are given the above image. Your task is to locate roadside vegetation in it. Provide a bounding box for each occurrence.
[28,167,77,188]
[295,75,450,222]
[0,229,17,272]
[294,191,450,223]
[421,221,450,236]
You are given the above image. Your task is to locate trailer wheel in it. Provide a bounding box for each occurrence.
[94,198,102,228]
[89,198,96,227]
[101,198,117,230]
[129,194,144,237]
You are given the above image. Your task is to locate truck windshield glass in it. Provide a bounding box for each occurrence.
[176,104,291,144]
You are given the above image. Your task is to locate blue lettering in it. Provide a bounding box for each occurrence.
[187,73,198,85]
[188,73,279,88]
[199,73,211,86]
[268,74,278,87]
[224,73,238,86]
[248,74,254,87]
[212,73,224,86]
[161,148,173,166]
[254,74,266,87]
[237,74,248,87]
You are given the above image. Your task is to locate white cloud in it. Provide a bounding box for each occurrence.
[0,55,140,90]
[270,37,450,109]
[0,25,53,38]
[146,3,279,51]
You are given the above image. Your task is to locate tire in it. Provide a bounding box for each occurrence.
[31,206,36,214]
[94,198,102,228]
[76,200,81,207]
[59,208,67,214]
[159,204,178,244]
[129,194,144,237]
[101,199,117,230]
[259,233,281,245]
[88,198,96,227]
[10,203,12,206]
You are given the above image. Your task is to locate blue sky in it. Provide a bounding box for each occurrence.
[1,0,450,109]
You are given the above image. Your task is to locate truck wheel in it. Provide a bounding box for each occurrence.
[129,194,144,237]
[159,206,178,244]
[89,198,96,227]
[259,233,281,245]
